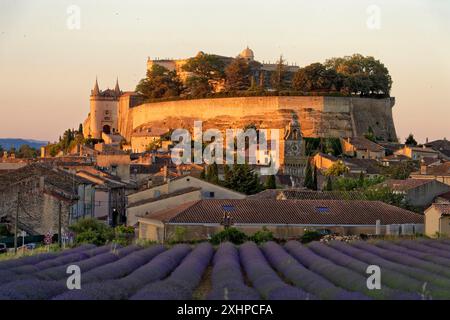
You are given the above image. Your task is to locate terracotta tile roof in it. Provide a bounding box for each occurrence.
[315,152,338,162]
[148,199,423,225]
[421,157,441,166]
[423,162,450,176]
[247,189,282,200]
[431,204,450,216]
[281,190,367,200]
[129,187,201,208]
[381,178,436,191]
[345,137,385,152]
[436,191,450,201]
[343,158,382,174]
[425,139,450,152]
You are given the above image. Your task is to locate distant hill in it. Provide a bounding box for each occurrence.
[0,138,48,150]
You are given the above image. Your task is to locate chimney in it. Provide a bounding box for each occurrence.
[426,137,429,144]
[420,161,427,175]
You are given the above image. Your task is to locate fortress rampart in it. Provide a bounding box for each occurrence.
[118,96,397,142]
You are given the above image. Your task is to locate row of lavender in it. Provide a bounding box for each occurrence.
[1,239,450,300]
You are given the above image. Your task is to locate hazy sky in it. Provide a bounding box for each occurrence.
[0,0,449,143]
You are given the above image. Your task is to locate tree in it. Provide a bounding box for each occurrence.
[182,52,225,80]
[405,133,418,146]
[312,165,318,191]
[292,63,340,92]
[265,175,277,189]
[271,55,289,90]
[325,160,348,176]
[325,54,392,96]
[224,164,262,195]
[303,160,315,189]
[16,144,38,158]
[136,64,182,99]
[184,75,212,97]
[146,138,162,152]
[325,175,333,191]
[69,218,114,246]
[78,123,83,135]
[364,126,377,142]
[206,163,219,184]
[225,57,251,92]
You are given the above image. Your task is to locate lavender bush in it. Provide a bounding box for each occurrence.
[207,242,260,300]
[284,241,416,300]
[328,241,450,299]
[130,243,214,300]
[262,241,368,300]
[239,242,312,300]
[53,244,191,300]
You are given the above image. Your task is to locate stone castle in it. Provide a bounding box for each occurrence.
[83,48,398,172]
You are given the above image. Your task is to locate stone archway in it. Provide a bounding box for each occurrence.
[103,125,111,134]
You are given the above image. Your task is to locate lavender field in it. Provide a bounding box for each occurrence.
[1,239,450,300]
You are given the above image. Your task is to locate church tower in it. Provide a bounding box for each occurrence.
[281,113,307,178]
[84,78,121,139]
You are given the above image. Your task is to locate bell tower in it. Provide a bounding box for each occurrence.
[281,113,307,178]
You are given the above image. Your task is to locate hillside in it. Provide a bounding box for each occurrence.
[0,138,48,150]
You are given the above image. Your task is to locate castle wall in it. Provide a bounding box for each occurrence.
[119,96,397,142]
[89,98,119,139]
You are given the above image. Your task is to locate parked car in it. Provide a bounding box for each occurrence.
[0,243,7,254]
[25,243,36,250]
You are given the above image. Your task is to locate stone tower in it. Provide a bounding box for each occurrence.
[281,113,307,178]
[85,78,122,139]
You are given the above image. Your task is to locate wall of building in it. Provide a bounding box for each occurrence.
[118,96,397,143]
[127,190,201,227]
[406,181,450,208]
[88,98,119,139]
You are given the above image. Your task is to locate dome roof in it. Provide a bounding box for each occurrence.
[240,47,254,60]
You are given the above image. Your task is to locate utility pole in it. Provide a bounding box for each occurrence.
[14,191,20,254]
[58,200,62,248]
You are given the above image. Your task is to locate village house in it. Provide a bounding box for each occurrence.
[312,153,382,176]
[341,137,385,159]
[137,199,424,242]
[394,145,439,161]
[424,204,450,237]
[126,175,246,226]
[130,125,170,153]
[379,178,450,208]
[411,161,450,186]
[425,139,450,161]
[74,170,128,226]
[0,163,95,236]
[435,191,450,204]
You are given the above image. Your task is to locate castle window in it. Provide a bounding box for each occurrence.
[105,110,110,115]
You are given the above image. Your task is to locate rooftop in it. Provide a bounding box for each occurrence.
[344,137,385,152]
[130,187,201,209]
[146,199,423,226]
[380,178,436,191]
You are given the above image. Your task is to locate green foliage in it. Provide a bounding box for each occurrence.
[324,175,333,191]
[113,225,135,246]
[136,64,182,100]
[332,175,385,191]
[325,160,348,177]
[225,57,251,91]
[364,126,377,142]
[167,226,188,244]
[182,52,225,80]
[205,163,219,184]
[69,218,114,246]
[210,227,247,245]
[249,227,274,244]
[0,224,11,237]
[405,133,418,146]
[184,75,213,97]
[364,186,405,208]
[146,138,162,152]
[324,54,392,97]
[300,229,323,244]
[223,164,263,195]
[270,55,289,90]
[16,144,38,158]
[292,62,341,92]
[381,161,418,180]
[304,160,314,189]
[304,138,342,157]
[265,175,277,189]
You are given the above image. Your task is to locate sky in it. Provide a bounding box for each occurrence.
[0,0,449,143]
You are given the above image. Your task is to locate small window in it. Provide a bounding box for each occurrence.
[316,207,330,213]
[105,110,110,115]
[154,190,161,198]
[209,192,215,198]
